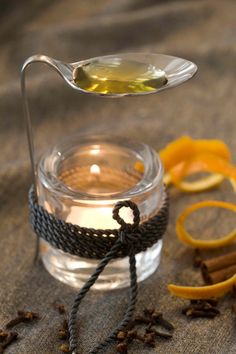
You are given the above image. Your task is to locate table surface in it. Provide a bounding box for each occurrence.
[0,0,235,353]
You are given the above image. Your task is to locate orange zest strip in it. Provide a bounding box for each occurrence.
[169,153,236,192]
[168,273,236,299]
[159,136,195,171]
[175,174,224,192]
[134,161,145,173]
[176,200,236,249]
[194,139,231,161]
[159,136,231,172]
[170,153,236,183]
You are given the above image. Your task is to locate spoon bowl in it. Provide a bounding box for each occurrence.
[22,53,197,98]
[69,53,197,97]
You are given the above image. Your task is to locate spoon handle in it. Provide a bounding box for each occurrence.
[21,54,73,193]
[21,54,74,262]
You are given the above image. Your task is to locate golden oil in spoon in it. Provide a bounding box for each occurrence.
[73,57,168,95]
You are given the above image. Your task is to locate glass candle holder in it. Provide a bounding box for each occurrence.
[37,135,165,290]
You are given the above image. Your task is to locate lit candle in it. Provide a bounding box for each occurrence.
[66,163,132,229]
[38,136,164,289]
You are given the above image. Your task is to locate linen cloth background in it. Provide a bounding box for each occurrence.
[0,0,235,353]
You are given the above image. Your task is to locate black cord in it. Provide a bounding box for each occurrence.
[28,186,169,260]
[28,187,169,353]
[69,201,139,354]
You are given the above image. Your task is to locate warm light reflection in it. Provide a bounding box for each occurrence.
[90,147,100,155]
[66,205,131,229]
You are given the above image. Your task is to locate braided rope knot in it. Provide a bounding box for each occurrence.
[28,186,169,354]
[113,200,141,247]
[68,200,140,354]
[29,185,169,260]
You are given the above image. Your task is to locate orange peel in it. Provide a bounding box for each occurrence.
[176,200,236,249]
[175,174,224,192]
[134,161,145,173]
[168,273,236,299]
[159,137,232,192]
[166,170,224,192]
[170,153,236,183]
[159,136,231,172]
[169,153,236,192]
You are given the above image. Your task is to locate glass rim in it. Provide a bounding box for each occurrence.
[37,134,163,202]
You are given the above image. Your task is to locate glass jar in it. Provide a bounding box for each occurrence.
[37,135,165,290]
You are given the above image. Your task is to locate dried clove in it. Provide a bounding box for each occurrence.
[116,329,156,351]
[143,308,154,317]
[126,330,138,340]
[0,331,18,353]
[117,330,137,343]
[58,320,69,340]
[116,309,175,353]
[142,332,155,347]
[182,299,220,319]
[184,303,219,314]
[141,309,174,331]
[151,311,174,331]
[59,343,71,353]
[190,299,218,307]
[182,308,218,318]
[116,342,128,353]
[146,327,173,339]
[58,329,69,341]
[125,320,136,331]
[5,317,23,329]
[17,310,39,320]
[134,315,150,325]
[133,331,155,346]
[54,302,66,315]
[117,331,127,340]
[5,311,39,329]
[0,331,8,343]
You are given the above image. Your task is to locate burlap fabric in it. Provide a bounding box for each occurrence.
[0,1,235,353]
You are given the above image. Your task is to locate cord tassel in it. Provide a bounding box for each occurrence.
[69,201,140,354]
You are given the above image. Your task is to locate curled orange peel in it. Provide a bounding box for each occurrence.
[174,174,224,192]
[168,273,236,299]
[176,200,236,250]
[170,153,236,182]
[169,153,236,192]
[159,137,232,192]
[194,139,231,161]
[135,138,234,193]
[159,136,231,172]
[166,169,224,192]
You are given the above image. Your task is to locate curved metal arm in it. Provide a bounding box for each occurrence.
[21,54,74,194]
[21,54,75,263]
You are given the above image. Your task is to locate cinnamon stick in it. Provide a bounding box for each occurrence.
[202,264,236,284]
[201,251,236,273]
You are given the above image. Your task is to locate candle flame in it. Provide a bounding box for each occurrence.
[90,164,101,175]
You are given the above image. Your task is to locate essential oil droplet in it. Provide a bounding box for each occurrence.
[73,57,168,95]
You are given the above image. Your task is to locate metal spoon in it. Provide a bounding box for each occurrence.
[21,52,197,189]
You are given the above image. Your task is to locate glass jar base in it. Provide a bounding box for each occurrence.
[40,240,162,290]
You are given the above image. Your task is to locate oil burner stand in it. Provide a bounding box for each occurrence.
[21,53,197,353]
